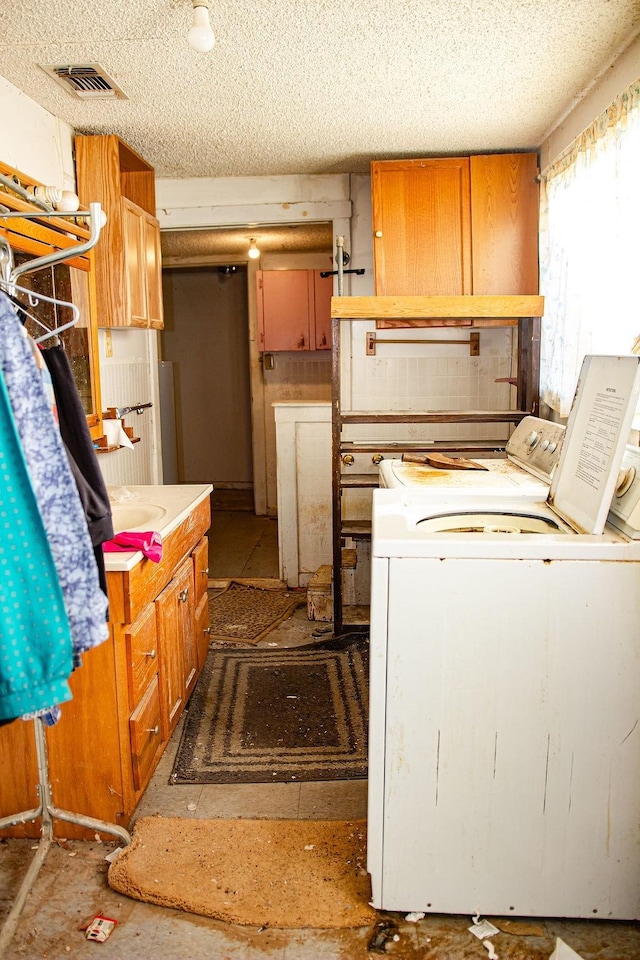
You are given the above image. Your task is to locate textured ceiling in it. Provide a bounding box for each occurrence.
[1,1,639,179]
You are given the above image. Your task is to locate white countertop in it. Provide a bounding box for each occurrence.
[104,483,212,572]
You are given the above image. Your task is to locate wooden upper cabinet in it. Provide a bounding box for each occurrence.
[312,271,333,349]
[257,269,332,351]
[371,158,472,296]
[469,153,539,295]
[371,153,539,298]
[74,134,164,328]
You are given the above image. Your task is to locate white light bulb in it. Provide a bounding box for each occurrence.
[188,5,215,52]
[248,239,260,259]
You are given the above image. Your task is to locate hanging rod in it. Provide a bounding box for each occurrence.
[366,330,480,356]
[0,171,53,212]
[320,268,365,278]
[0,202,105,282]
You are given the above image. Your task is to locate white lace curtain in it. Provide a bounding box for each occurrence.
[539,81,640,416]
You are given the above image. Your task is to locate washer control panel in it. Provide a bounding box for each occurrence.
[608,445,640,538]
[506,416,566,483]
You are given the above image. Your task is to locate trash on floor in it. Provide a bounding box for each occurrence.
[367,918,399,952]
[469,918,500,939]
[550,939,585,960]
[104,847,124,864]
[83,915,118,942]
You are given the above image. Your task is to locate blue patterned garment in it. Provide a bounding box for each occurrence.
[0,293,108,672]
[0,368,73,722]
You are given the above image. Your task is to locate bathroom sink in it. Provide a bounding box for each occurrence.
[110,502,168,533]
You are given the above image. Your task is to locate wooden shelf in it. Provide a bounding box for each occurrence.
[340,409,529,424]
[331,294,544,322]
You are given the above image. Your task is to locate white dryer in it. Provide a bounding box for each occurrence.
[368,355,640,920]
[379,415,565,498]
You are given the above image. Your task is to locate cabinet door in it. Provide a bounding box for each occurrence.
[121,197,148,327]
[470,153,539,295]
[144,212,164,329]
[156,559,195,737]
[257,270,313,351]
[312,271,332,350]
[371,158,472,296]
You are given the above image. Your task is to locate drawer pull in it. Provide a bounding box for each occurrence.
[204,567,209,575]
[204,627,211,634]
[145,648,157,659]
[179,587,189,602]
[146,725,160,736]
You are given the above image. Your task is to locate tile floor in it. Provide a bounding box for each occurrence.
[208,489,279,580]
[2,503,640,958]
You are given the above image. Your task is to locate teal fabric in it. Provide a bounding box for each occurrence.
[0,369,73,722]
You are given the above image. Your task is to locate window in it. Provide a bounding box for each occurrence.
[539,82,640,416]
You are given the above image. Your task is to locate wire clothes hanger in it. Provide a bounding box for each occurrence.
[0,277,80,343]
[0,201,104,342]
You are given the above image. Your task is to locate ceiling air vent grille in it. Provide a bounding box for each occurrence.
[40,64,128,100]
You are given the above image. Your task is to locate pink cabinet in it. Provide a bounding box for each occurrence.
[257,270,332,351]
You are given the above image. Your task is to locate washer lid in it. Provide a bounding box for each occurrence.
[548,355,640,534]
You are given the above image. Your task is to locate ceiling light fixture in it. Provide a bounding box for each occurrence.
[247,238,261,260]
[188,0,215,53]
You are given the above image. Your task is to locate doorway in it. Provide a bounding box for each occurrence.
[161,264,253,488]
[161,263,279,578]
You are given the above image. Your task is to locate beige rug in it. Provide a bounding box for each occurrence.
[208,581,306,644]
[108,816,378,928]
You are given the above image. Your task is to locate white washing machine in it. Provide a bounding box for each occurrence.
[379,415,565,498]
[368,355,640,919]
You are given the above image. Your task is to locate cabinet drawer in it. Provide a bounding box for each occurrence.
[125,603,158,708]
[193,536,209,604]
[130,677,162,791]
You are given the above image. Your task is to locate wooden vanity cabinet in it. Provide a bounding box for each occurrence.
[75,134,164,328]
[0,498,210,840]
[371,153,539,298]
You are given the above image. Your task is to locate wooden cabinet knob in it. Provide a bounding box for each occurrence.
[144,648,157,659]
[146,725,160,736]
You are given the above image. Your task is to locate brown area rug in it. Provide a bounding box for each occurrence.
[108,816,377,928]
[208,581,305,644]
[171,637,368,784]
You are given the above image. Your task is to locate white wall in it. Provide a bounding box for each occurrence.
[97,328,162,487]
[0,77,75,189]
